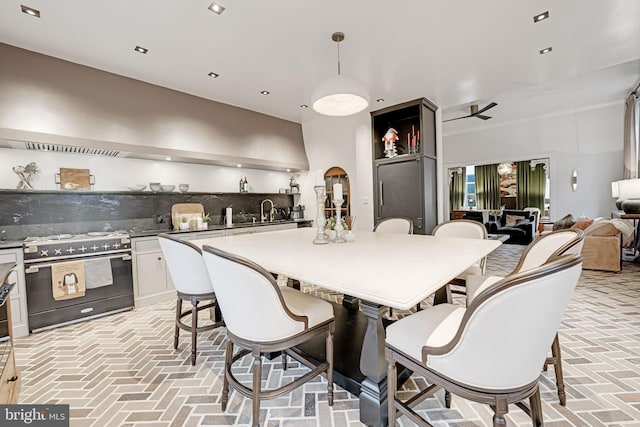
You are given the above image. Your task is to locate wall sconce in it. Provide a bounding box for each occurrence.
[571,170,578,192]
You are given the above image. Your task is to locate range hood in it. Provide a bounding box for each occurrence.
[2,139,130,158]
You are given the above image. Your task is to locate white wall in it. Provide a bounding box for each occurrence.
[1,148,293,193]
[299,112,374,231]
[443,102,625,219]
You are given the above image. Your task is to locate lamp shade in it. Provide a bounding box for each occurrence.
[617,178,640,199]
[311,75,369,117]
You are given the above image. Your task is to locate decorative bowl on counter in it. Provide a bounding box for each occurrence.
[160,185,176,192]
[178,184,189,193]
[127,184,146,191]
[149,182,162,192]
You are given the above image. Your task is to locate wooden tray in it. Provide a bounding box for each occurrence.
[171,203,205,230]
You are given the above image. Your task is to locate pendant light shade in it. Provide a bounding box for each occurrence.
[311,32,369,117]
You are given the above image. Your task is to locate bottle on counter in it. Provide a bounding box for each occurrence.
[243,176,249,193]
[239,177,244,192]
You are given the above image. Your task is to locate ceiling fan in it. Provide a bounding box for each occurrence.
[443,102,498,122]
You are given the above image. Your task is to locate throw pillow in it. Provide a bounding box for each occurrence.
[571,219,594,230]
[553,214,575,230]
[505,214,524,227]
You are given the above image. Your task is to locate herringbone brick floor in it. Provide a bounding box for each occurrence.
[14,244,640,426]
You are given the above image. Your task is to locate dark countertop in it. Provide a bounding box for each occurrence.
[126,219,312,238]
[0,220,312,248]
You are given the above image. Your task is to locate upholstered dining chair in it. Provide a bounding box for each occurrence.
[373,217,414,234]
[201,244,335,427]
[431,219,488,303]
[158,234,225,365]
[466,228,584,406]
[386,255,583,427]
[373,217,414,316]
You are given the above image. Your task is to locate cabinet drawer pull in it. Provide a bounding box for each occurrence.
[157,256,162,261]
[379,181,384,206]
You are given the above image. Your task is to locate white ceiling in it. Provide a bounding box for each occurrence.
[1,0,639,132]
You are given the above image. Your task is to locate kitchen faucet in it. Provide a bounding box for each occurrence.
[260,199,275,223]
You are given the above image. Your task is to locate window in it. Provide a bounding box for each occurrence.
[465,165,476,208]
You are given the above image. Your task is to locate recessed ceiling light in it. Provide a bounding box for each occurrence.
[20,5,40,17]
[134,46,148,54]
[376,98,385,103]
[236,164,242,168]
[533,11,549,23]
[300,104,309,108]
[260,91,270,95]
[539,47,553,55]
[208,72,219,78]
[165,157,172,161]
[208,2,225,15]
[286,169,291,172]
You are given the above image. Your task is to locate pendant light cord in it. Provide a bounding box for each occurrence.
[336,39,341,76]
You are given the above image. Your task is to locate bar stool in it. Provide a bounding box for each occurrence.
[158,234,224,365]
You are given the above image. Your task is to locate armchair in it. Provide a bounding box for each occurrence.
[489,209,535,244]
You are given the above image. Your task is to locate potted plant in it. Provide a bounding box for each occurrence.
[179,216,190,231]
[325,216,347,240]
[201,213,211,229]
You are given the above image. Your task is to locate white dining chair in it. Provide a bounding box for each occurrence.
[158,234,224,365]
[430,219,488,303]
[201,244,335,427]
[385,255,583,426]
[373,217,414,234]
[466,228,584,406]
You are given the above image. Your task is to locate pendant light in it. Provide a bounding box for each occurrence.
[311,32,369,117]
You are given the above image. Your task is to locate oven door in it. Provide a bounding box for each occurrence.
[25,252,134,333]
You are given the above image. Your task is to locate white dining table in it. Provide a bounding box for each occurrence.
[192,227,501,427]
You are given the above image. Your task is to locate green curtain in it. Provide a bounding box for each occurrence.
[449,169,466,211]
[516,161,545,210]
[475,164,500,210]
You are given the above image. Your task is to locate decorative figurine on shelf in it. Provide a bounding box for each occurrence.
[382,127,399,158]
[13,162,40,189]
[289,173,300,194]
[408,125,420,154]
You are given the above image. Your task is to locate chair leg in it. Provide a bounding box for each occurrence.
[221,339,233,411]
[251,348,262,427]
[174,297,181,349]
[445,390,452,408]
[326,330,334,406]
[190,296,198,366]
[551,333,566,406]
[529,386,543,427]
[492,397,508,427]
[282,352,288,370]
[387,353,397,427]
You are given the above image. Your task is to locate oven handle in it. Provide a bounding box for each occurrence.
[25,253,132,274]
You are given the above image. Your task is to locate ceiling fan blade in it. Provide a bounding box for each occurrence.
[474,102,497,115]
[443,114,472,123]
[475,114,492,120]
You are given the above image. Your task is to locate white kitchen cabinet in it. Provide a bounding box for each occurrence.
[132,230,225,307]
[0,248,29,338]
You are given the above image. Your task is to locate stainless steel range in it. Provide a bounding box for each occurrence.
[24,232,134,333]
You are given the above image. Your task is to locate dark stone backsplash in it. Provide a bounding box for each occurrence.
[0,190,296,240]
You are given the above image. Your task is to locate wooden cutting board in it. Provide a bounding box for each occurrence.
[59,168,91,190]
[171,203,205,230]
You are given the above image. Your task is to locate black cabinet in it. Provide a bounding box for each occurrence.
[372,98,438,234]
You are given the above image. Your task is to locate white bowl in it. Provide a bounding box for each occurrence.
[178,184,189,193]
[127,184,146,191]
[149,182,162,192]
[160,185,175,192]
